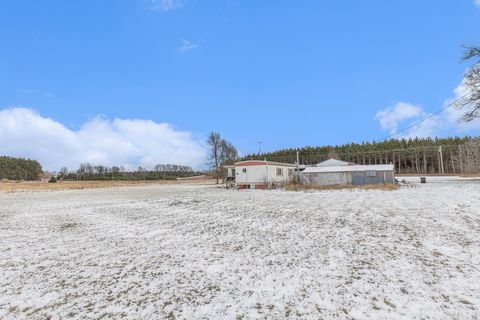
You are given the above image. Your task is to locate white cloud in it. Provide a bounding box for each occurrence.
[177,39,198,54]
[375,102,424,135]
[0,108,207,171]
[475,0,480,7]
[150,0,185,12]
[376,81,480,139]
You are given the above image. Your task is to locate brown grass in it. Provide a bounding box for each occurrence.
[0,178,217,193]
[283,183,400,192]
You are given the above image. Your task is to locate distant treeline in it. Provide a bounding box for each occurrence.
[58,163,203,181]
[242,136,480,174]
[0,156,43,180]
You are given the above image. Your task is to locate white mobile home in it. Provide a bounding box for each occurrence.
[225,160,297,189]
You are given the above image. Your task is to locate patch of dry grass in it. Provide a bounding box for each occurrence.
[283,183,400,192]
[0,179,216,193]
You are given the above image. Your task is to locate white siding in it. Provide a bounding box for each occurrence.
[235,164,295,185]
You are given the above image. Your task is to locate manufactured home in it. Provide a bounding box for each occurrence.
[301,158,395,186]
[225,160,297,189]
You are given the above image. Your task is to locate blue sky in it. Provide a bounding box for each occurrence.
[1,0,480,169]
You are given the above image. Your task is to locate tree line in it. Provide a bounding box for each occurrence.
[57,163,202,181]
[0,156,43,181]
[242,136,480,174]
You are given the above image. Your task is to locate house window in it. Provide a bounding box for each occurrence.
[242,168,247,173]
[366,170,376,177]
[276,168,283,176]
[288,169,293,176]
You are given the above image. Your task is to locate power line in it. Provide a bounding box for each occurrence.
[242,90,476,162]
[381,90,473,141]
[244,144,466,161]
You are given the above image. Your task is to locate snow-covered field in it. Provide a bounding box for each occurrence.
[1,179,479,319]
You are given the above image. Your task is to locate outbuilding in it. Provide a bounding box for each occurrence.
[301,158,395,186]
[225,160,297,189]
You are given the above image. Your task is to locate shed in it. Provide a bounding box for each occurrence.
[301,161,395,186]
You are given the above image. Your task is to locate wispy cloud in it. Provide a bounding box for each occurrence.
[0,107,207,171]
[475,0,480,7]
[18,89,56,98]
[177,39,198,54]
[150,0,185,12]
[43,92,56,98]
[375,81,480,139]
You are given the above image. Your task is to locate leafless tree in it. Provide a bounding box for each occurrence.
[219,139,239,183]
[207,132,222,184]
[58,167,69,181]
[207,132,238,184]
[154,164,193,172]
[220,140,238,164]
[94,165,106,176]
[85,163,94,174]
[453,139,480,174]
[460,46,480,121]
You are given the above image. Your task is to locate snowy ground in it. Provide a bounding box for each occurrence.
[1,179,479,319]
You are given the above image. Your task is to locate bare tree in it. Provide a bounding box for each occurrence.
[154,164,193,172]
[85,163,94,174]
[453,139,480,173]
[94,165,106,176]
[207,132,238,184]
[460,46,480,121]
[58,167,69,181]
[219,139,239,183]
[207,132,222,184]
[59,167,69,176]
[220,140,238,164]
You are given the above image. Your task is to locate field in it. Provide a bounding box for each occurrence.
[1,178,479,319]
[0,177,211,193]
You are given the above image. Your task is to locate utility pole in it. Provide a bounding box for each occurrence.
[296,150,300,181]
[423,150,427,174]
[451,152,456,175]
[256,141,263,155]
[459,145,464,174]
[438,146,445,174]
